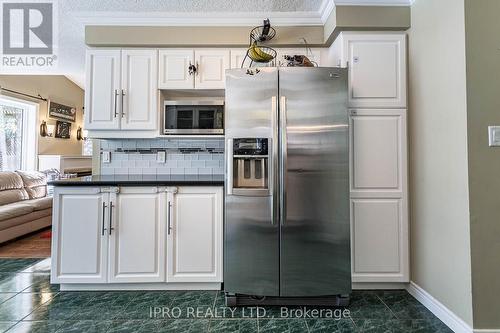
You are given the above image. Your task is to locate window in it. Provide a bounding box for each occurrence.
[0,96,37,171]
[82,137,93,156]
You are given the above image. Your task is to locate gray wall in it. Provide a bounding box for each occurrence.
[408,0,473,326]
[464,0,500,329]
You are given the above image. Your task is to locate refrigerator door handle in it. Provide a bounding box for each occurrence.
[280,95,287,226]
[271,96,278,225]
[226,138,233,195]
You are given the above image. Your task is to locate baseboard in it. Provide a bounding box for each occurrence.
[473,330,500,333]
[352,282,408,290]
[407,282,473,333]
[60,282,222,291]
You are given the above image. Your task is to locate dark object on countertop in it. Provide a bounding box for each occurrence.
[48,174,224,187]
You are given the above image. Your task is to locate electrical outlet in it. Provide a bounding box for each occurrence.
[488,126,500,146]
[157,151,166,163]
[102,151,111,163]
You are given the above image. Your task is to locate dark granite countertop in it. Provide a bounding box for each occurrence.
[48,174,224,186]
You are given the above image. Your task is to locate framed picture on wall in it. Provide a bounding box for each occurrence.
[55,121,71,139]
[48,101,76,122]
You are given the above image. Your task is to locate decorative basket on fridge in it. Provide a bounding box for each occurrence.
[241,19,277,68]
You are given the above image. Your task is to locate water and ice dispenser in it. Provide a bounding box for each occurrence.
[228,138,270,195]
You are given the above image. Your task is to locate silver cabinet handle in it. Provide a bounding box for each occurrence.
[101,202,107,236]
[167,201,172,235]
[196,62,199,76]
[280,96,287,226]
[109,202,114,235]
[121,89,125,118]
[113,90,118,118]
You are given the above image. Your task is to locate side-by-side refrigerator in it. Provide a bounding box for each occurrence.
[224,67,351,306]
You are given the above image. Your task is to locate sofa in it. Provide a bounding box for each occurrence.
[0,171,52,244]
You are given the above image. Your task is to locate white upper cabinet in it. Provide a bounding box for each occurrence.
[85,49,121,130]
[195,49,230,89]
[121,49,158,130]
[51,187,108,284]
[230,49,247,69]
[158,49,195,89]
[158,49,229,89]
[85,49,158,132]
[108,187,166,283]
[166,187,223,283]
[342,33,407,108]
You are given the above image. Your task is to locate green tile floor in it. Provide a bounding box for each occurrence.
[0,259,452,332]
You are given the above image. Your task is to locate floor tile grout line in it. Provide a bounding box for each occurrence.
[375,292,399,320]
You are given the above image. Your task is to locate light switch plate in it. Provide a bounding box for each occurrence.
[102,151,111,163]
[157,151,166,163]
[488,126,500,147]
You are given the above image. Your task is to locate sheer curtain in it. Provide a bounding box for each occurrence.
[0,103,24,171]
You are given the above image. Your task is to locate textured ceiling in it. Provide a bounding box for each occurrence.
[60,0,325,12]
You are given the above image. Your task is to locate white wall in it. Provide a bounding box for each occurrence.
[408,0,473,326]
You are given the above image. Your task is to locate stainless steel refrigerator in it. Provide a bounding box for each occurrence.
[224,67,351,306]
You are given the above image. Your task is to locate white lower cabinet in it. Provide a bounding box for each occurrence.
[51,187,109,283]
[349,109,409,283]
[167,187,223,283]
[108,187,166,283]
[351,198,407,282]
[51,186,223,287]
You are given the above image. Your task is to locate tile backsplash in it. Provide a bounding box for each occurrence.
[99,138,224,176]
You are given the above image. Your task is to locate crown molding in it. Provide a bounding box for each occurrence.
[320,0,336,23]
[73,10,325,27]
[333,0,411,6]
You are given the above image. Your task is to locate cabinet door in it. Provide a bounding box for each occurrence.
[194,50,230,89]
[51,188,108,283]
[84,49,121,130]
[343,33,406,108]
[167,187,223,282]
[108,188,166,283]
[230,49,247,69]
[158,49,194,89]
[350,109,406,197]
[121,49,158,130]
[351,199,408,282]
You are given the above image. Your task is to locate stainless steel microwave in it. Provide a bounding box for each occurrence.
[163,99,224,135]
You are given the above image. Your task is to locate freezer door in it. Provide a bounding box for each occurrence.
[224,68,280,296]
[279,67,351,296]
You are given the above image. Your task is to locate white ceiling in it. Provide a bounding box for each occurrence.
[2,0,410,88]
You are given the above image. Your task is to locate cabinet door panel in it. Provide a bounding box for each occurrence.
[195,50,229,89]
[351,199,406,281]
[350,109,405,196]
[167,187,222,282]
[230,49,247,69]
[121,49,158,130]
[51,188,107,283]
[344,33,406,108]
[84,50,121,130]
[109,189,165,283]
[158,49,194,89]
